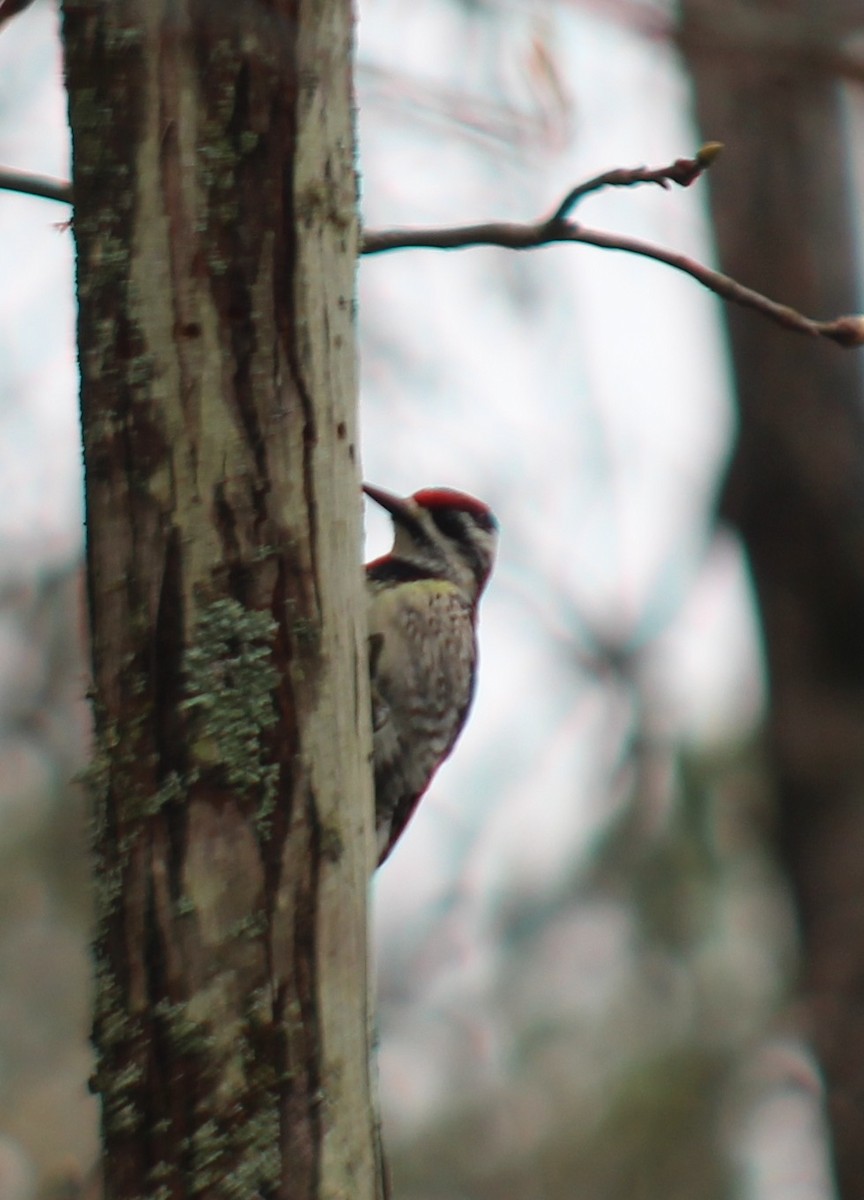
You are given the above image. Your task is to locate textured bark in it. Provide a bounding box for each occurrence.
[680,1,864,1193]
[62,3,380,1198]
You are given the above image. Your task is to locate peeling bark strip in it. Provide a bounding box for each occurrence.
[62,2,380,1198]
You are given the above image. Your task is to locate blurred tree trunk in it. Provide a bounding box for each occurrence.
[680,1,864,1194]
[62,3,382,1198]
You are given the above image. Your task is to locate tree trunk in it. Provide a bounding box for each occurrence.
[680,1,864,1194]
[62,2,381,1197]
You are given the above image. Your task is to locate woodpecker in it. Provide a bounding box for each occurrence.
[364,483,498,866]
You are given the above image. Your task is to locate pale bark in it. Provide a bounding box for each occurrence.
[62,2,381,1197]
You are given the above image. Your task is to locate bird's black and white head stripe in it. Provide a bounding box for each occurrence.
[413,489,497,591]
[364,484,498,604]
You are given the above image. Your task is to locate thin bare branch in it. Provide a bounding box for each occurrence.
[361,146,864,348]
[574,227,864,347]
[551,142,723,219]
[0,168,72,205]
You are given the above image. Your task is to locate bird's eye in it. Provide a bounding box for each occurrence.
[473,509,497,534]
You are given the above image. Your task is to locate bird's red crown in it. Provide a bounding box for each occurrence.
[411,488,497,531]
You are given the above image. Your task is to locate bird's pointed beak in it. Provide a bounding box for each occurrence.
[362,483,416,526]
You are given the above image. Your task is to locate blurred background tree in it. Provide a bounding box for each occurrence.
[1,0,862,1197]
[680,1,864,1193]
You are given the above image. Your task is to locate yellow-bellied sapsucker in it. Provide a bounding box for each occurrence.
[364,483,498,866]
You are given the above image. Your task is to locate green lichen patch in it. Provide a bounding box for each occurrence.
[223,1109,282,1200]
[101,1061,146,1135]
[183,1105,281,1198]
[124,768,188,822]
[181,598,280,828]
[92,957,138,1050]
[153,999,215,1058]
